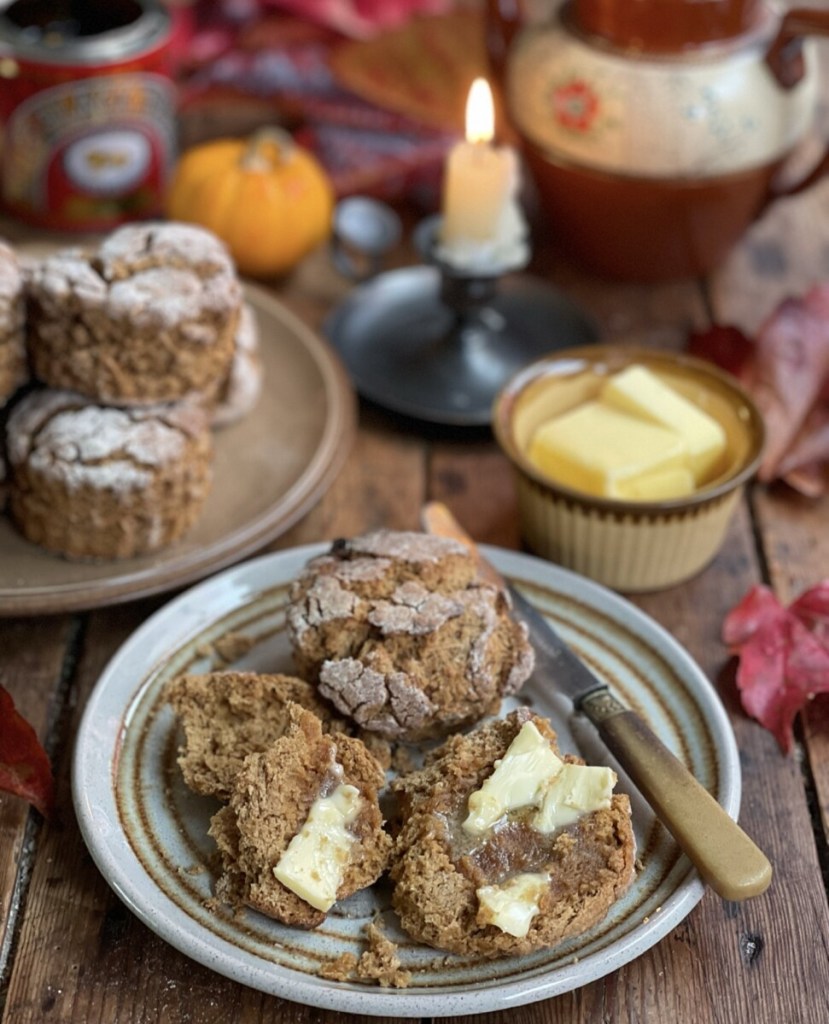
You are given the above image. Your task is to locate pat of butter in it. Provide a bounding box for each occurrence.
[273,783,361,912]
[614,465,695,501]
[477,873,549,938]
[534,763,617,833]
[601,365,726,484]
[527,401,689,499]
[463,721,563,836]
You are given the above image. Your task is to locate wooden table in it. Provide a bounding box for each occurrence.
[3,172,829,1024]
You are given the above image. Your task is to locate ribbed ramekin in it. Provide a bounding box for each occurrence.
[493,345,765,592]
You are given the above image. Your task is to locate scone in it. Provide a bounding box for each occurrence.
[389,708,635,957]
[287,530,534,742]
[6,389,213,559]
[0,240,27,407]
[209,704,392,928]
[210,302,263,429]
[26,222,241,404]
[167,670,391,799]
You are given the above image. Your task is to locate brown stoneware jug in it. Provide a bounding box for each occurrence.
[487,0,829,280]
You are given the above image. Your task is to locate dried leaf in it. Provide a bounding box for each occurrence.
[690,287,829,494]
[777,402,829,479]
[743,286,829,481]
[723,583,829,754]
[0,685,54,817]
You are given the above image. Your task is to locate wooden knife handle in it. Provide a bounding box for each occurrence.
[581,691,772,901]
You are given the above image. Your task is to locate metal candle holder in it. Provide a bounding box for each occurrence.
[325,202,598,427]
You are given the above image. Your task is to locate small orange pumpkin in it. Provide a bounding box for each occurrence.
[166,128,335,278]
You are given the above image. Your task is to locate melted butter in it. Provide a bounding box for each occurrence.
[534,763,616,833]
[273,782,361,912]
[463,721,563,836]
[477,872,550,937]
[462,721,617,839]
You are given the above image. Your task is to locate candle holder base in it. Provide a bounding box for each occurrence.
[325,208,598,426]
[325,264,598,426]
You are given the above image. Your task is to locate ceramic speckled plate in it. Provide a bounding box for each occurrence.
[0,284,355,616]
[72,545,740,1017]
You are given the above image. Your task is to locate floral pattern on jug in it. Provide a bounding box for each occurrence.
[550,78,602,134]
[509,27,819,180]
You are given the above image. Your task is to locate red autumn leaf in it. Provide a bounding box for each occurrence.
[790,581,829,646]
[0,685,54,818]
[723,583,829,754]
[688,323,755,380]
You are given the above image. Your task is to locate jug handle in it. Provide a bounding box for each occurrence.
[764,8,829,204]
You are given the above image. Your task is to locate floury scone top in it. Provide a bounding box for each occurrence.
[527,364,727,501]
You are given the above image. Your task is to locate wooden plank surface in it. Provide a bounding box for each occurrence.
[3,110,829,1024]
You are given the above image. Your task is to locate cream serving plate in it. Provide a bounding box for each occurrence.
[72,543,740,1016]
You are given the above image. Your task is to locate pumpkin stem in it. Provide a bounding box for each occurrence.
[241,126,294,172]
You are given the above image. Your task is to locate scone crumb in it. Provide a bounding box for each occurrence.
[211,632,257,663]
[318,953,358,981]
[391,744,419,775]
[356,922,412,988]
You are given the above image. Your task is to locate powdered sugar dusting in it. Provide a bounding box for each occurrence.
[318,657,436,737]
[287,574,361,638]
[29,222,242,340]
[8,390,208,493]
[348,531,467,563]
[29,249,107,306]
[108,268,210,327]
[98,222,236,279]
[368,581,463,635]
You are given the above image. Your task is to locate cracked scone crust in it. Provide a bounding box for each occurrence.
[6,389,213,559]
[0,240,27,406]
[389,708,636,957]
[208,704,392,929]
[167,670,391,799]
[286,530,534,742]
[26,222,241,404]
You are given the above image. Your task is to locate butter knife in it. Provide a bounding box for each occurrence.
[422,501,772,902]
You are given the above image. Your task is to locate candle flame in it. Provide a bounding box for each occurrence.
[465,77,494,144]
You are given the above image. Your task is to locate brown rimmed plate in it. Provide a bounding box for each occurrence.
[72,544,740,1017]
[0,284,355,616]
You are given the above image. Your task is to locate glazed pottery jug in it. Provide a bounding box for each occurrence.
[487,0,829,280]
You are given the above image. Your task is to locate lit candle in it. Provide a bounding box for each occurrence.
[438,77,528,271]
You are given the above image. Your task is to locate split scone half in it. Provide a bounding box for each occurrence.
[390,708,635,957]
[209,703,392,929]
[167,670,391,800]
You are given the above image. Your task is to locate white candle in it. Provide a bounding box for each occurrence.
[438,78,528,271]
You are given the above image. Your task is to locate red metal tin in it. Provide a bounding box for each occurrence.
[0,0,176,231]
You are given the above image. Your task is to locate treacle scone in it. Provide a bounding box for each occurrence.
[0,240,27,407]
[389,708,635,957]
[286,530,534,742]
[209,704,392,928]
[167,670,391,799]
[26,222,241,404]
[6,389,213,559]
[211,302,263,428]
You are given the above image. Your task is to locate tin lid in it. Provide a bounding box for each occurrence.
[0,0,171,65]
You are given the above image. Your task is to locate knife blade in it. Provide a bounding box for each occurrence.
[422,501,772,902]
